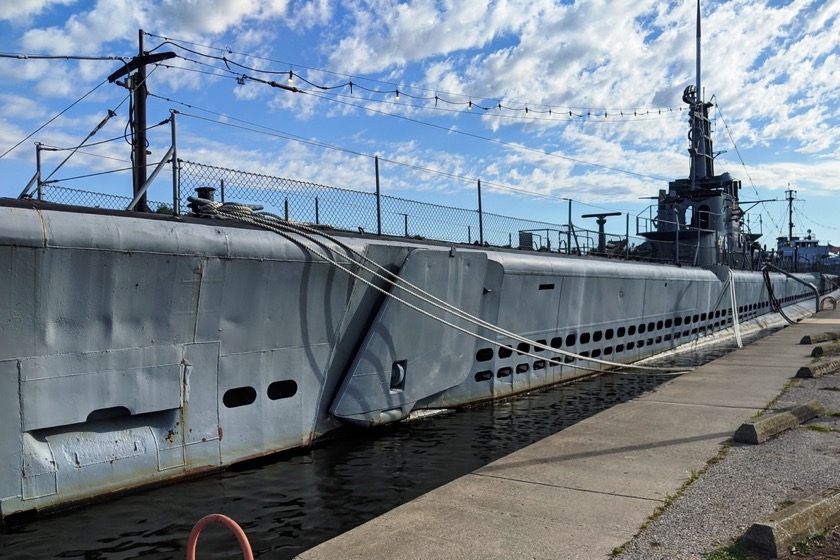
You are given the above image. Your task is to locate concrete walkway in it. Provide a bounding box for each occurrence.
[298,306,840,560]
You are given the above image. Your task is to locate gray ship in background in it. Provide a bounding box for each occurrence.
[1,6,838,521]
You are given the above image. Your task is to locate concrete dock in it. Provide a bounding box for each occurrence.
[298,306,840,560]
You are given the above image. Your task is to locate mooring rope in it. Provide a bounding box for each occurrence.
[190,198,692,374]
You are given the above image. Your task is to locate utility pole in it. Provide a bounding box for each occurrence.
[107,31,175,212]
[134,30,148,211]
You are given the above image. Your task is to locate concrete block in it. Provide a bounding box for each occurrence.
[796,357,840,378]
[811,343,840,358]
[800,331,840,345]
[734,401,826,444]
[740,486,840,557]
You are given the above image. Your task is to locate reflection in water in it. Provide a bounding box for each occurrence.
[0,332,769,559]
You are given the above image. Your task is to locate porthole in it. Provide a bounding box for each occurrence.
[701,313,707,321]
[665,319,672,328]
[580,332,591,344]
[533,360,546,370]
[628,325,636,336]
[604,347,613,356]
[674,317,682,326]
[223,386,257,408]
[593,331,603,342]
[475,348,494,362]
[627,341,635,350]
[267,380,298,400]
[497,367,512,378]
[550,337,563,348]
[499,346,513,359]
[617,326,626,337]
[655,336,663,344]
[639,324,646,334]
[616,344,624,352]
[516,342,530,355]
[605,328,614,340]
[566,333,576,346]
[648,322,655,332]
[656,320,663,330]
[591,349,601,358]
[534,339,546,353]
[516,363,529,374]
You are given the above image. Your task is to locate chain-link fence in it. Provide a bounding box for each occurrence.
[27,159,655,261]
[177,160,640,256]
[39,184,169,213]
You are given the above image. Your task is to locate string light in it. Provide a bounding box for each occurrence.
[151,37,686,121]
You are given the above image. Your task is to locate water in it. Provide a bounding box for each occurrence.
[0,331,773,559]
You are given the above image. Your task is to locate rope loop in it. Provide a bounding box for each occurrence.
[186,514,254,560]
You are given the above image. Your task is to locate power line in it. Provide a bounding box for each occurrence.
[0,78,111,160]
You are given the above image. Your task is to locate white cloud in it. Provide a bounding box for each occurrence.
[0,0,75,22]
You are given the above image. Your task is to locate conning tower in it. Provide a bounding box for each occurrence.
[640,1,758,269]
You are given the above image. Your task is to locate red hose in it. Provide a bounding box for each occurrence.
[186,514,254,560]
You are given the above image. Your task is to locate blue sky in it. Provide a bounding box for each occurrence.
[1,0,839,246]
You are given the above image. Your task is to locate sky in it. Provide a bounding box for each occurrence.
[1,0,839,246]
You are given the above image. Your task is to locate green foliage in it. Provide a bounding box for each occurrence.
[702,545,755,559]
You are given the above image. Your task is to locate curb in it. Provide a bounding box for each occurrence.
[740,486,840,557]
[733,401,826,445]
[800,331,840,345]
[811,343,840,358]
[797,357,840,378]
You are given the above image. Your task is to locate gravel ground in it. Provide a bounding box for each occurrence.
[616,372,840,560]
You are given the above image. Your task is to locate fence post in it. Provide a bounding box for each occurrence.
[625,212,630,259]
[285,198,289,221]
[402,213,408,237]
[170,110,180,215]
[567,199,573,255]
[375,155,382,235]
[468,225,472,244]
[220,178,225,204]
[315,196,320,225]
[35,143,43,201]
[477,178,484,245]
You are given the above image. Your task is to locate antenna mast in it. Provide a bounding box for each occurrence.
[696,0,701,99]
[786,186,796,243]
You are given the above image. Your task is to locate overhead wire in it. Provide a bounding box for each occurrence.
[146,33,685,121]
[0,77,111,160]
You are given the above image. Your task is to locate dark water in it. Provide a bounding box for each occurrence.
[0,331,773,560]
